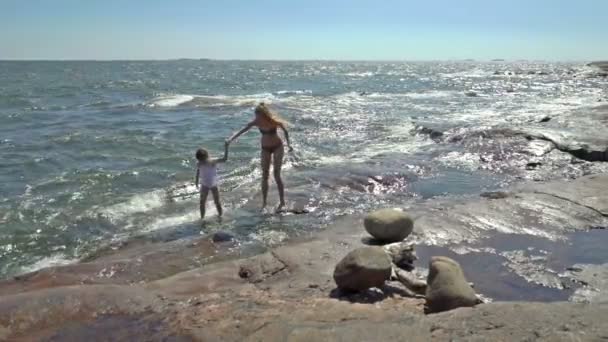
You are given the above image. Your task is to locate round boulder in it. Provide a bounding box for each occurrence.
[333,247,392,292]
[364,209,414,243]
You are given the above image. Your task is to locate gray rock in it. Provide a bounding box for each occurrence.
[333,247,392,292]
[525,128,608,162]
[415,125,444,141]
[383,242,417,270]
[589,61,608,72]
[425,256,479,314]
[364,209,414,243]
[212,231,234,243]
[394,268,427,295]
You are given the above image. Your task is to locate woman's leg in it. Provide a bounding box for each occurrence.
[211,186,222,217]
[260,149,272,209]
[199,187,209,219]
[273,145,286,211]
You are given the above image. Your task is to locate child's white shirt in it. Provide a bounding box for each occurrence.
[198,162,218,188]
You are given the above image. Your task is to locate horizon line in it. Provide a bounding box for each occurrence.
[0,57,600,63]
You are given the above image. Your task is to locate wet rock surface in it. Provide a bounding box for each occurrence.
[1,174,608,340]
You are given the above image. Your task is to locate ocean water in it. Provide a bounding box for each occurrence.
[0,60,605,277]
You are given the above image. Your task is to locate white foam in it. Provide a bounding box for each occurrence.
[96,190,166,222]
[344,71,375,77]
[436,152,481,171]
[275,90,312,95]
[249,230,288,246]
[18,254,76,275]
[148,94,195,107]
[441,68,491,78]
[141,209,207,233]
[404,90,459,99]
[146,92,277,108]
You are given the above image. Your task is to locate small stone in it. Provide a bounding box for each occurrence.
[238,266,253,279]
[480,191,509,199]
[212,231,235,243]
[526,162,542,170]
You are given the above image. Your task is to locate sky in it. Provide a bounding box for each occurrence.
[1,0,607,61]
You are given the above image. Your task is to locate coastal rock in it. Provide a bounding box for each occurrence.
[333,247,392,292]
[383,242,417,270]
[539,116,551,123]
[414,125,444,141]
[212,231,235,243]
[464,91,478,97]
[395,268,427,295]
[364,209,414,243]
[425,256,479,314]
[525,129,608,162]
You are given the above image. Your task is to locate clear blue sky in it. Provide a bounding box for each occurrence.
[1,0,607,61]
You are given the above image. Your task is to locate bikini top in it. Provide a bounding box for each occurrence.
[259,127,277,135]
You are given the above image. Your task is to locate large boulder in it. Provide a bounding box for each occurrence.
[425,256,479,314]
[333,247,392,292]
[364,209,414,243]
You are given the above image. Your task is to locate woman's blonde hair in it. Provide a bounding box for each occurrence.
[255,103,287,126]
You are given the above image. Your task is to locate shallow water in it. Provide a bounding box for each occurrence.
[416,229,608,302]
[1,60,606,277]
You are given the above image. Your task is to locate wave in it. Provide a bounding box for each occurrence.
[145,90,317,109]
[147,94,195,107]
[344,71,375,78]
[145,89,466,110]
[403,90,460,99]
[275,90,312,96]
[18,254,76,275]
[146,93,277,108]
[441,68,491,79]
[95,190,168,223]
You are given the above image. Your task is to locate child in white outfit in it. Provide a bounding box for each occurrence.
[195,142,229,219]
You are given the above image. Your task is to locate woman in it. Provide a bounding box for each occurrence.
[227,103,293,212]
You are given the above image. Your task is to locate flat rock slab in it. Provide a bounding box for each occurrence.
[244,302,608,342]
[409,173,608,246]
[564,263,608,304]
[2,174,608,340]
[525,173,608,216]
[524,127,608,161]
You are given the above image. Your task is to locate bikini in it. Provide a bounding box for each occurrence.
[259,127,282,153]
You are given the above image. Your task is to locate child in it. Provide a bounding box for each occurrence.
[195,142,229,219]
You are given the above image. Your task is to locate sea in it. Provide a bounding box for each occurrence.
[1,60,606,278]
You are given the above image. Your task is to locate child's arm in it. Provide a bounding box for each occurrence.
[194,166,199,187]
[215,141,230,163]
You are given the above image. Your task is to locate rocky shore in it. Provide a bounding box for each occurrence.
[1,171,608,341]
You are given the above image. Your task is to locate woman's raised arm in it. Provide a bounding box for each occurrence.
[227,121,255,144]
